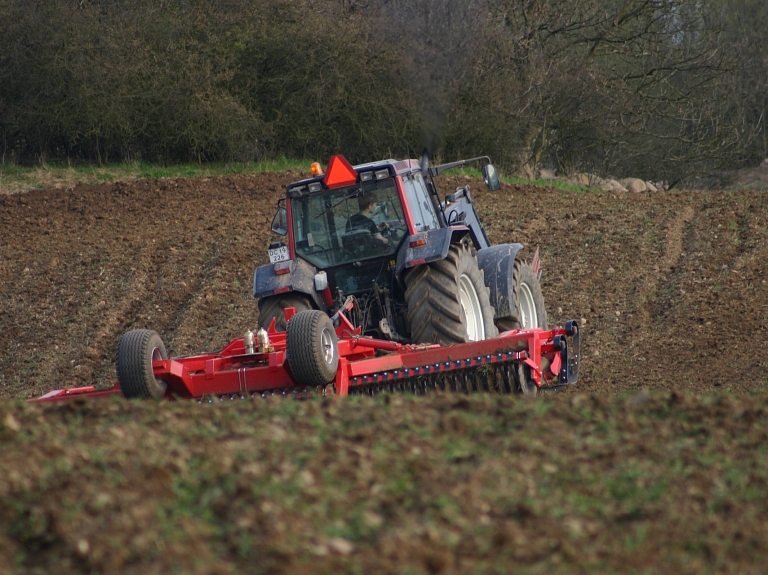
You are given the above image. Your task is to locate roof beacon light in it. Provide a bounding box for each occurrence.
[323,155,358,189]
[310,162,324,176]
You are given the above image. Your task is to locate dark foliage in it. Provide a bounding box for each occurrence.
[0,0,763,180]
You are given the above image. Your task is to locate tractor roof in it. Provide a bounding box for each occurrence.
[286,156,422,198]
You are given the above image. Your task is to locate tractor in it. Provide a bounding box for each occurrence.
[254,152,546,348]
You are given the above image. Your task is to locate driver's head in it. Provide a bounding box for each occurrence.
[357,192,377,212]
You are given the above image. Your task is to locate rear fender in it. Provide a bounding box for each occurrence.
[395,226,473,277]
[252,258,324,309]
[476,243,525,319]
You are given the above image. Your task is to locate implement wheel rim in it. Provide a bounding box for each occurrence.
[321,326,336,366]
[459,273,485,342]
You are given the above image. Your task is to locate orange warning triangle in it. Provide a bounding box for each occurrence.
[323,155,358,188]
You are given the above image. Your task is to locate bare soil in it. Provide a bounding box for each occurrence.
[1,173,767,399]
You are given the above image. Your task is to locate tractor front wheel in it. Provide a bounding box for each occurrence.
[405,241,498,345]
[257,293,312,332]
[116,329,168,399]
[496,259,548,333]
[286,310,339,387]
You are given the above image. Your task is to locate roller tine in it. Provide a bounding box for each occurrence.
[488,366,496,393]
[503,364,513,394]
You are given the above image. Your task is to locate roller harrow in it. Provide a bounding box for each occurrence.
[32,308,579,403]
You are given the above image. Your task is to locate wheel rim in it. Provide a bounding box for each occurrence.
[458,274,485,342]
[519,282,538,329]
[320,327,336,366]
[151,347,164,363]
[150,346,166,388]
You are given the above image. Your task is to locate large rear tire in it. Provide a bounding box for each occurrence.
[116,329,168,400]
[257,293,312,332]
[405,241,498,345]
[286,310,339,387]
[495,259,548,333]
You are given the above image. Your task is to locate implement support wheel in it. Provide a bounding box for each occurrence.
[286,310,339,387]
[116,329,168,399]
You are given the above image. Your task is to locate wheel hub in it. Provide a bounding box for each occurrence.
[321,327,336,365]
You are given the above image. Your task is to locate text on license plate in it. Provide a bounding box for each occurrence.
[268,246,290,263]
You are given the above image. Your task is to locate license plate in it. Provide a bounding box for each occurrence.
[268,246,290,263]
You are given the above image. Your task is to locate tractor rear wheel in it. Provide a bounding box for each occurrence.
[257,293,312,332]
[116,329,168,399]
[405,241,498,345]
[495,259,548,333]
[286,310,339,387]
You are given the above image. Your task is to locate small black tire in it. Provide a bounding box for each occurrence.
[116,329,168,400]
[257,293,313,332]
[286,310,339,387]
[405,241,497,345]
[495,258,548,333]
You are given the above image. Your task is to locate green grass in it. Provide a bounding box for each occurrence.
[1,158,597,195]
[3,391,768,574]
[0,157,312,194]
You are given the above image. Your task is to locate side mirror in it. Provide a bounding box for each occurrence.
[271,206,288,236]
[481,164,500,192]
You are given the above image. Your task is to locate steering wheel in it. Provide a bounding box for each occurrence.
[380,220,406,240]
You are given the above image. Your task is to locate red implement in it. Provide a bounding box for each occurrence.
[31,309,579,403]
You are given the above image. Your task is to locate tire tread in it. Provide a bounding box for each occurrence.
[116,329,167,399]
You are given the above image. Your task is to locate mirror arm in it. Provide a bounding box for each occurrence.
[428,156,491,178]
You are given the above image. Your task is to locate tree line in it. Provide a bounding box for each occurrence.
[0,0,765,184]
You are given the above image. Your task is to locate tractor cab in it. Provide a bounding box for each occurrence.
[289,176,407,268]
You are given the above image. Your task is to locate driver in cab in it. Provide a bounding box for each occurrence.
[346,192,389,245]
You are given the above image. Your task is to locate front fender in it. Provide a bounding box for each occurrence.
[476,243,525,319]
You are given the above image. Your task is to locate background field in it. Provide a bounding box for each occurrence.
[2,171,768,573]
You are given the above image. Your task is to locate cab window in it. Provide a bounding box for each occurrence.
[402,173,439,232]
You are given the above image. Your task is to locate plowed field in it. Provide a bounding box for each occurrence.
[2,174,767,398]
[2,173,768,574]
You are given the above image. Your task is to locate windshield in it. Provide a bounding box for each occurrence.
[291,178,407,268]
